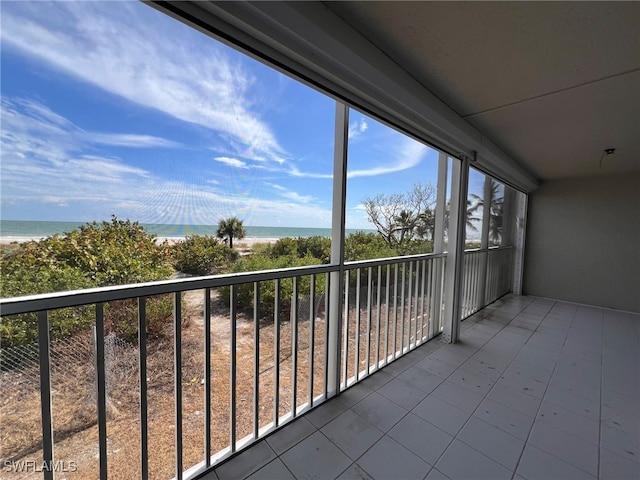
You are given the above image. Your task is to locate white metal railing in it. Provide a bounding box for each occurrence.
[460,246,513,319]
[0,253,445,480]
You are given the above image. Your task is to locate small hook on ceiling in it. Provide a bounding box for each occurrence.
[599,148,616,168]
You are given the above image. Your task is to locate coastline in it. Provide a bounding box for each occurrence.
[0,236,280,249]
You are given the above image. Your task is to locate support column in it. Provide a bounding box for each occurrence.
[477,175,492,308]
[431,153,448,335]
[442,156,469,343]
[328,102,348,396]
[512,191,528,295]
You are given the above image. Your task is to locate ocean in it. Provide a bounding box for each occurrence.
[0,220,373,240]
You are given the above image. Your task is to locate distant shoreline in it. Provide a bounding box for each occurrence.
[0,236,280,249]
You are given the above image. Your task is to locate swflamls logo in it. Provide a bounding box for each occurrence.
[2,460,78,472]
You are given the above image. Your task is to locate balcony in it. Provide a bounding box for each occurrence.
[200,294,640,480]
[1,249,638,479]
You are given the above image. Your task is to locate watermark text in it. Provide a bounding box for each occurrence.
[3,460,78,473]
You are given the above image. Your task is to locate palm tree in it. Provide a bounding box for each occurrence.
[393,209,416,245]
[216,217,246,249]
[469,180,504,244]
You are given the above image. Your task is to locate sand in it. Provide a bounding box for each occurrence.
[0,236,279,249]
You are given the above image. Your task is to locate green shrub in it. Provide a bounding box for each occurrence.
[397,239,434,256]
[171,235,238,275]
[220,254,325,318]
[52,216,172,285]
[104,294,177,343]
[344,232,397,261]
[265,236,331,263]
[0,216,174,347]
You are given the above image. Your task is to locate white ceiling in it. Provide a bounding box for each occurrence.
[326,1,640,180]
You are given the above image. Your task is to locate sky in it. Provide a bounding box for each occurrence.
[1,1,444,230]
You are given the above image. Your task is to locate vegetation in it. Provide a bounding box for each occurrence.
[171,235,237,275]
[220,253,325,319]
[216,216,246,249]
[1,199,443,346]
[363,183,436,249]
[0,217,174,347]
[259,236,332,264]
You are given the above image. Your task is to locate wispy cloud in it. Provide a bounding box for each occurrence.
[214,156,248,169]
[1,1,288,166]
[91,133,180,148]
[347,138,429,178]
[348,118,368,140]
[288,164,333,179]
[266,183,314,203]
[0,97,332,227]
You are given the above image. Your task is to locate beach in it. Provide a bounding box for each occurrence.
[0,235,280,249]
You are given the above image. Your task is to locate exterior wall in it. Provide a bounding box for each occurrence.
[524,172,640,312]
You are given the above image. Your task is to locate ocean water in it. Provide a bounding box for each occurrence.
[0,219,373,240]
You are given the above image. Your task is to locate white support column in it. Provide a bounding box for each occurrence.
[442,156,469,343]
[477,175,492,308]
[501,187,516,247]
[431,153,448,333]
[327,102,349,396]
[512,191,528,295]
[433,152,448,254]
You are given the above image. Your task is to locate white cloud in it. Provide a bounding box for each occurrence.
[347,138,428,178]
[214,156,248,169]
[0,1,288,165]
[288,164,333,179]
[265,182,314,203]
[0,97,332,227]
[348,118,368,140]
[91,133,180,148]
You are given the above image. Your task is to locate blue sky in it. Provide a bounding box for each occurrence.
[1,1,441,230]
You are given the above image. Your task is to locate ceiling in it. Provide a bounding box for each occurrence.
[326,1,640,180]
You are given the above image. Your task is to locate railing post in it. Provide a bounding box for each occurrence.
[442,156,469,343]
[37,311,54,480]
[328,101,349,396]
[432,152,448,332]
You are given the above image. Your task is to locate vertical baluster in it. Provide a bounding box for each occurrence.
[230,286,237,452]
[174,293,183,479]
[323,273,330,400]
[366,267,372,376]
[274,279,280,427]
[425,259,433,340]
[342,270,350,388]
[355,269,361,381]
[400,263,406,354]
[203,290,211,466]
[291,277,298,417]
[414,260,421,347]
[419,259,426,343]
[392,264,399,359]
[37,311,54,480]
[375,266,382,370]
[253,283,260,440]
[308,275,316,407]
[139,297,149,477]
[384,266,390,364]
[416,259,427,346]
[407,261,413,350]
[94,304,108,480]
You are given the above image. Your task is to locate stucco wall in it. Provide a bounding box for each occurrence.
[524,172,640,312]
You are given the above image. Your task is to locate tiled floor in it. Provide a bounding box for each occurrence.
[199,295,640,480]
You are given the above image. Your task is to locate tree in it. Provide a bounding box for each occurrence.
[216,216,246,249]
[469,180,504,244]
[363,183,436,248]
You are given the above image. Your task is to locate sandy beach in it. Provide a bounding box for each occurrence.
[0,235,279,249]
